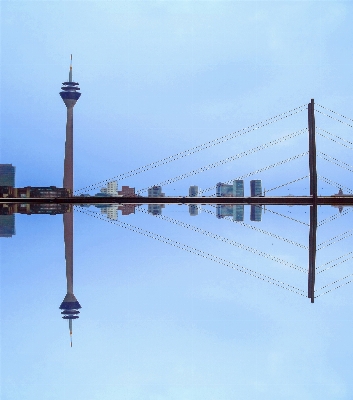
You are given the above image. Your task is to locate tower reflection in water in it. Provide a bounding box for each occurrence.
[59,55,82,346]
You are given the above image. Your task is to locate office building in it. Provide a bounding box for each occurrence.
[250,180,262,197]
[100,181,119,196]
[148,186,165,215]
[189,185,200,216]
[0,164,15,187]
[250,180,262,222]
[216,180,244,221]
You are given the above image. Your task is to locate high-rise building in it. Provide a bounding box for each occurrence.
[216,180,244,221]
[250,180,262,197]
[233,180,244,197]
[189,185,200,216]
[216,182,233,197]
[100,181,119,196]
[250,180,262,222]
[0,164,15,187]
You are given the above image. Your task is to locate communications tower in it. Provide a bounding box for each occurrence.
[59,56,81,346]
[60,54,81,193]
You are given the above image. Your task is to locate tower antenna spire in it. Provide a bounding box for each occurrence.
[69,54,73,82]
[69,319,73,347]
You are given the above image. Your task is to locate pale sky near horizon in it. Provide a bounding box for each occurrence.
[1,1,353,399]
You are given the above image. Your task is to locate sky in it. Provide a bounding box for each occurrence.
[1,1,353,399]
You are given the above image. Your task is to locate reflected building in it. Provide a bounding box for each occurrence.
[148,185,165,215]
[94,181,138,218]
[0,214,15,237]
[216,180,244,221]
[189,185,200,216]
[250,180,262,222]
[0,164,16,237]
[0,185,70,215]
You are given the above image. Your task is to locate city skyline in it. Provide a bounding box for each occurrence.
[1,2,353,399]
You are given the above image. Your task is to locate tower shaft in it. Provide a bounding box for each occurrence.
[63,211,74,294]
[63,106,74,193]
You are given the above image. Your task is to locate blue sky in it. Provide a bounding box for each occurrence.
[1,1,353,399]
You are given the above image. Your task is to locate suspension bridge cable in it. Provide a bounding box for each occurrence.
[137,128,306,193]
[76,207,306,296]
[317,231,353,251]
[316,109,353,129]
[137,207,306,273]
[198,152,308,195]
[75,105,307,194]
[315,273,353,297]
[264,207,309,226]
[318,152,353,173]
[317,175,353,194]
[265,176,309,193]
[317,128,353,151]
[317,251,353,274]
[318,208,353,227]
[316,104,353,123]
[202,208,308,249]
[315,280,353,297]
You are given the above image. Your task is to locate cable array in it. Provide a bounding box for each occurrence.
[316,273,353,297]
[138,207,306,273]
[316,109,353,129]
[265,175,308,193]
[318,152,353,173]
[138,129,306,193]
[317,175,353,194]
[317,128,353,151]
[264,207,309,226]
[202,208,308,249]
[316,104,353,123]
[75,105,307,194]
[199,152,308,195]
[318,208,353,227]
[76,207,306,296]
[317,231,353,251]
[317,251,353,274]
